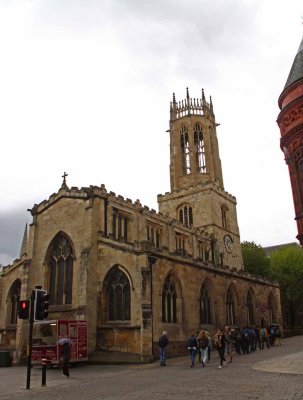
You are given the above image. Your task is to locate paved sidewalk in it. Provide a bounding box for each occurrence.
[253,350,303,375]
[1,336,303,400]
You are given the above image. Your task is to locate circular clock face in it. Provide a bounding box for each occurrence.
[224,235,233,252]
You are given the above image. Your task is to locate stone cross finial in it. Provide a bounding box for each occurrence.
[61,171,68,188]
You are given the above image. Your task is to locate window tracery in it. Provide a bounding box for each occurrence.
[106,266,131,321]
[48,233,73,305]
[200,283,212,324]
[162,274,177,323]
[180,126,191,174]
[226,287,236,325]
[194,123,206,173]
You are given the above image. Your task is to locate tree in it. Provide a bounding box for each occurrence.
[269,245,303,329]
[241,241,270,277]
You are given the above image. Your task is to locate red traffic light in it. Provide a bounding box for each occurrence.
[18,300,29,319]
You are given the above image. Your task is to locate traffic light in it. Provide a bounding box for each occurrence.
[34,289,49,321]
[18,300,30,319]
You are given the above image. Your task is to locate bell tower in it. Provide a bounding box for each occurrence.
[277,36,303,246]
[158,88,243,270]
[169,88,224,192]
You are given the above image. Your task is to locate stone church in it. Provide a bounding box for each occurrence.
[0,89,282,363]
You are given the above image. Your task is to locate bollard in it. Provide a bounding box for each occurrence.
[41,358,49,386]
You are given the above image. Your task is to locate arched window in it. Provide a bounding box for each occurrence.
[8,280,21,325]
[221,205,228,229]
[106,266,131,321]
[247,290,255,326]
[162,274,177,323]
[180,126,190,174]
[200,283,212,324]
[226,286,236,325]
[179,209,183,224]
[178,205,193,227]
[48,233,74,305]
[268,293,276,324]
[194,123,206,173]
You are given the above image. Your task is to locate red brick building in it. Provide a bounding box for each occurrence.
[277,36,303,246]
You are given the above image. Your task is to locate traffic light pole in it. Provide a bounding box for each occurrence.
[26,290,35,390]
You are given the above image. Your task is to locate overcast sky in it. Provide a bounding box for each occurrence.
[0,0,302,266]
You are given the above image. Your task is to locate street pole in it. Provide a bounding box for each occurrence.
[26,290,35,389]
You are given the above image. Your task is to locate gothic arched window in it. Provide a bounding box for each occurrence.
[180,126,190,174]
[200,283,212,324]
[178,205,193,227]
[221,205,228,228]
[194,123,206,173]
[8,280,21,325]
[226,286,236,325]
[162,275,177,323]
[247,290,255,326]
[48,233,74,305]
[106,266,131,321]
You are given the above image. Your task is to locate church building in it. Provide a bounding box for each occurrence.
[0,89,282,363]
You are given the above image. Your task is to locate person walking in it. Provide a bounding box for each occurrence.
[205,330,212,363]
[260,326,270,349]
[158,331,169,366]
[187,333,198,368]
[274,326,282,346]
[58,337,72,377]
[224,325,234,363]
[197,330,209,367]
[214,329,226,368]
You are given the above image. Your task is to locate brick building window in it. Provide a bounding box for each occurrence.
[48,233,74,305]
[106,266,131,321]
[162,274,177,323]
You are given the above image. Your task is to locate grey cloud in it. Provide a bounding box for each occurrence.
[0,208,31,266]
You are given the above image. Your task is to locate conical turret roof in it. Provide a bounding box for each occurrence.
[284,36,303,90]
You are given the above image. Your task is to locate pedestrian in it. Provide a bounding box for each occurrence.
[158,331,169,366]
[187,333,198,368]
[58,337,72,377]
[224,325,234,363]
[274,326,282,346]
[205,330,212,362]
[260,326,270,349]
[234,327,242,355]
[197,330,209,367]
[214,329,226,368]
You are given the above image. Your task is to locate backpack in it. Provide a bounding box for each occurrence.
[260,328,265,337]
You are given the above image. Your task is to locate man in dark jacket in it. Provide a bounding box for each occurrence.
[58,337,72,377]
[158,331,169,366]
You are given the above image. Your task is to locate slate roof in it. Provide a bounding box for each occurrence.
[284,36,303,90]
